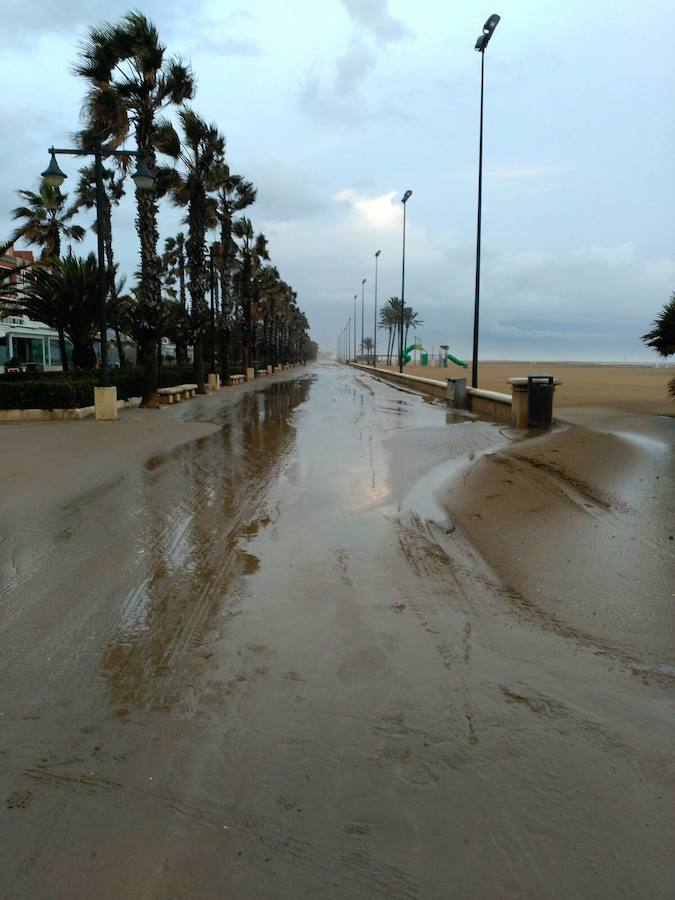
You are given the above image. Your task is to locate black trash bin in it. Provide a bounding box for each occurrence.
[527,374,555,429]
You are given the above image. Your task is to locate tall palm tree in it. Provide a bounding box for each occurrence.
[155,107,226,391]
[74,162,127,365]
[215,168,256,383]
[75,10,195,403]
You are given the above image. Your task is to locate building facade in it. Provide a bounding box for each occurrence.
[0,246,67,370]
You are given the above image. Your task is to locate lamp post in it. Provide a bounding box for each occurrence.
[399,190,412,373]
[41,141,155,387]
[373,250,381,367]
[472,13,500,388]
[360,277,367,362]
[353,294,357,361]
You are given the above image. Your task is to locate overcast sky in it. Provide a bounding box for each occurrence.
[2,0,673,360]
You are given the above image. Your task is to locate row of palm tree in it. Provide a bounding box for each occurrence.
[377,297,424,364]
[3,11,315,402]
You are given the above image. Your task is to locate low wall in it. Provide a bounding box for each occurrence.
[348,363,513,420]
[348,363,448,399]
[466,387,512,422]
[0,396,142,423]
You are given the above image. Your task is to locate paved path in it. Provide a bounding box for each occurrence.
[0,364,671,898]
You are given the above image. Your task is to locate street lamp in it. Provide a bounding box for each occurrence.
[41,140,156,387]
[373,250,381,367]
[399,190,412,373]
[353,294,357,361]
[360,277,367,362]
[472,13,500,388]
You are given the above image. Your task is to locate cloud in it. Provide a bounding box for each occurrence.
[300,0,411,123]
[187,35,262,56]
[335,188,401,228]
[340,0,411,43]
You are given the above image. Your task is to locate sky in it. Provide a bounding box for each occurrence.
[1,0,674,360]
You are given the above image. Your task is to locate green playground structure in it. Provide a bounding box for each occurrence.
[402,343,423,365]
[446,353,468,369]
[401,343,468,368]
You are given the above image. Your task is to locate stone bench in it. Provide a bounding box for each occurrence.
[229,374,245,385]
[157,383,198,403]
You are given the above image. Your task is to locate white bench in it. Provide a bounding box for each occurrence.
[157,383,198,403]
[229,374,245,385]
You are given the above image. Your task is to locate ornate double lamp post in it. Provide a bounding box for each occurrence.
[41,141,156,385]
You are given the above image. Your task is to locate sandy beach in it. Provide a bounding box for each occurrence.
[377,362,674,415]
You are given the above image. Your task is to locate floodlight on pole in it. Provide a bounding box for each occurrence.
[471,13,500,389]
[399,190,412,374]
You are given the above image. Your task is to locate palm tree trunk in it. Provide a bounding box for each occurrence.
[141,335,158,406]
[194,336,206,393]
[58,327,69,373]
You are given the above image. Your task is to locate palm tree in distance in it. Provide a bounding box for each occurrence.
[75,10,195,403]
[161,233,189,366]
[74,162,127,365]
[216,168,256,383]
[155,107,226,391]
[233,217,269,373]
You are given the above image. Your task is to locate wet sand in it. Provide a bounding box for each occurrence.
[1,363,672,898]
[379,362,674,415]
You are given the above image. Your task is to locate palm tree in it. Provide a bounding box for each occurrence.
[161,232,189,366]
[403,305,424,347]
[215,168,256,383]
[155,107,226,391]
[643,293,675,399]
[232,217,269,373]
[11,253,99,368]
[379,298,401,364]
[11,182,85,263]
[75,10,195,403]
[11,182,85,370]
[74,162,127,365]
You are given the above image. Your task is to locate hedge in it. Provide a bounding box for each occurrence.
[0,365,245,409]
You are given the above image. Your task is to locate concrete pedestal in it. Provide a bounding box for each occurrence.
[246,367,255,382]
[208,373,220,391]
[447,377,467,409]
[510,383,529,429]
[94,386,118,421]
[267,365,273,375]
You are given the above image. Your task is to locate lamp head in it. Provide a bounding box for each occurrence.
[362,278,367,285]
[401,189,412,203]
[375,249,381,257]
[483,13,500,34]
[131,156,156,191]
[475,13,499,51]
[41,151,67,188]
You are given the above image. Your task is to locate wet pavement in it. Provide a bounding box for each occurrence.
[0,363,672,898]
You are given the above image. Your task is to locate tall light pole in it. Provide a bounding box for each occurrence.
[373,250,381,367]
[353,294,357,361]
[360,278,367,362]
[41,143,155,386]
[472,13,500,389]
[399,190,412,373]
